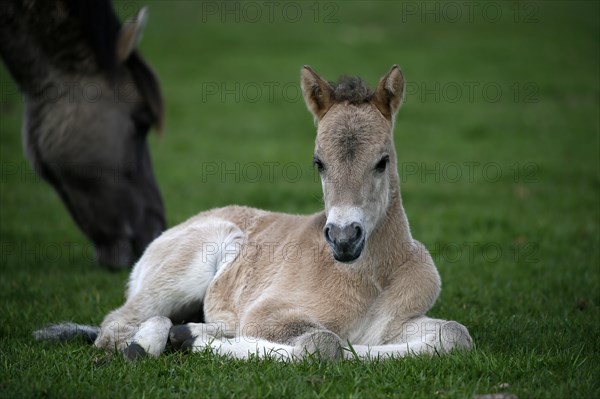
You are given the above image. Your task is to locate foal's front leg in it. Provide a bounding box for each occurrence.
[346,316,473,360]
[170,322,343,360]
[170,322,299,360]
[171,301,344,360]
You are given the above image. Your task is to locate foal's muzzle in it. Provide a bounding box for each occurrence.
[324,222,365,263]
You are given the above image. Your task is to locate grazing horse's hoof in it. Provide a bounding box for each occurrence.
[169,325,195,350]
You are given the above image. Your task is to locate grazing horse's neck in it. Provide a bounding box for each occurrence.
[0,0,110,95]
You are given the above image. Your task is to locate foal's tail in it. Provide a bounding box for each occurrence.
[33,323,100,344]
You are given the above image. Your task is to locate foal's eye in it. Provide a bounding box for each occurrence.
[375,155,389,173]
[313,156,325,173]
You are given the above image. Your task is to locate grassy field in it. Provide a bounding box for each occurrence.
[1,1,599,398]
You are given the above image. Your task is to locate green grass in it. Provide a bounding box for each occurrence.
[1,1,599,398]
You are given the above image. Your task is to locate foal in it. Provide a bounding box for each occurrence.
[38,66,473,360]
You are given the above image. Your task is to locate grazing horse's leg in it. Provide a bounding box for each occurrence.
[345,316,473,360]
[94,217,244,358]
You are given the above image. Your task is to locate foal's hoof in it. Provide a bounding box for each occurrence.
[169,325,195,351]
[300,330,344,360]
[123,342,147,361]
[440,321,473,351]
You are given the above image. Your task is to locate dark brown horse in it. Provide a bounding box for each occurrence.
[0,0,165,270]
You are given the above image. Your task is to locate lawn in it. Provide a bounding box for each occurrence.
[1,1,599,398]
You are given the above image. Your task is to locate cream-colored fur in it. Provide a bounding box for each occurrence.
[94,65,473,360]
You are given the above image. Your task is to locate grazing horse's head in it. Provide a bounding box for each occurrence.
[0,0,165,269]
[301,66,405,263]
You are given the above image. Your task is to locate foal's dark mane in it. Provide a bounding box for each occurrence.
[330,76,374,104]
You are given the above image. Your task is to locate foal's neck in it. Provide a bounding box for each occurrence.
[363,183,414,277]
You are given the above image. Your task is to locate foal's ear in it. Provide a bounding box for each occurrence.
[373,65,405,120]
[301,65,334,121]
[116,7,149,63]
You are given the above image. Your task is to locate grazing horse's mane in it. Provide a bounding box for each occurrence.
[65,0,121,73]
[330,76,375,104]
[65,0,164,130]
[0,0,163,131]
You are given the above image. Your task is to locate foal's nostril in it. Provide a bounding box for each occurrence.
[323,225,333,244]
[351,222,363,241]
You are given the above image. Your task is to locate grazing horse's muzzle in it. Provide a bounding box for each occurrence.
[324,222,366,263]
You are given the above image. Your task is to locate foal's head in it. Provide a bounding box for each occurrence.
[301,66,405,263]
